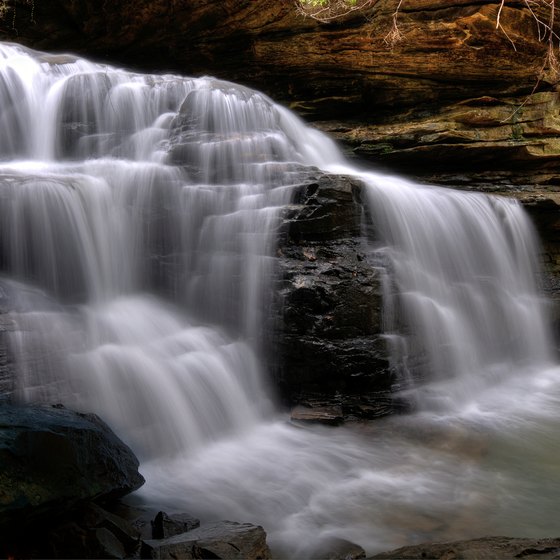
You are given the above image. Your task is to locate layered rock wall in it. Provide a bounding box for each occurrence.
[4,1,560,191]
[1,2,553,117]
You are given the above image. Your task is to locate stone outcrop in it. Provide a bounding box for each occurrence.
[141,520,271,560]
[272,169,560,416]
[316,89,560,186]
[273,172,408,418]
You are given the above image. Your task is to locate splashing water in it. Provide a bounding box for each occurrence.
[1,41,560,558]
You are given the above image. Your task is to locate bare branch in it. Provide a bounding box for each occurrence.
[384,0,404,47]
[496,0,559,80]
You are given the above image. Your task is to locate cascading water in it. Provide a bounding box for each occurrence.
[359,173,554,410]
[1,41,560,558]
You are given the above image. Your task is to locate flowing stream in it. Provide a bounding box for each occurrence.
[1,41,560,558]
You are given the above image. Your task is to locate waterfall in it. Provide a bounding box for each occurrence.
[359,173,554,411]
[2,41,560,558]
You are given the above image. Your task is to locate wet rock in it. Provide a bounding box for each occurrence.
[273,173,398,417]
[0,403,145,532]
[141,520,271,559]
[0,279,17,402]
[370,536,560,559]
[151,510,201,539]
[290,403,344,426]
[86,502,141,552]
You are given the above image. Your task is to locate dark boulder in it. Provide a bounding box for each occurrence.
[0,403,144,535]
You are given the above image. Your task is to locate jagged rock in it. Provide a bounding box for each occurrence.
[0,403,145,535]
[151,511,201,539]
[141,520,271,559]
[370,536,560,559]
[2,496,145,559]
[85,503,141,552]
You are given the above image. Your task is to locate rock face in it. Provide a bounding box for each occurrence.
[273,172,405,418]
[0,403,145,534]
[316,89,560,187]
[1,1,552,118]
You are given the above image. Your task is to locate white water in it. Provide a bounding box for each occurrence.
[2,41,560,558]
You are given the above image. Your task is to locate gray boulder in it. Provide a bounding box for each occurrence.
[141,520,271,559]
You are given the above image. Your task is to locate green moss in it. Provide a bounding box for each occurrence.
[510,123,524,142]
[356,142,394,155]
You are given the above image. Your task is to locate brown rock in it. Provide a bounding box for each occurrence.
[290,404,344,425]
[0,1,552,119]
